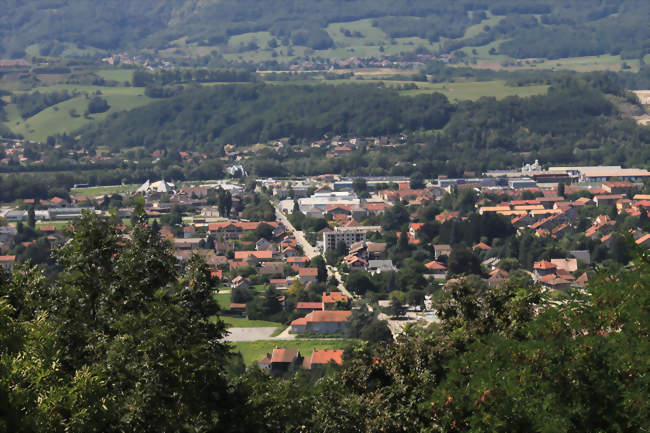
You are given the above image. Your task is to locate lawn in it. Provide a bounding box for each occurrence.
[232,339,360,365]
[214,292,231,309]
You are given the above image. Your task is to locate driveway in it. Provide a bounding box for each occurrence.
[224,327,296,342]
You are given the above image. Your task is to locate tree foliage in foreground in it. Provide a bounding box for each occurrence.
[0,211,233,432]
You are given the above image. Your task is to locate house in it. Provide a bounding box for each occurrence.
[424,260,447,280]
[533,260,557,278]
[538,274,571,290]
[488,268,509,287]
[231,275,250,290]
[234,250,273,262]
[290,310,352,334]
[473,242,491,251]
[636,234,650,248]
[286,256,310,267]
[296,302,323,313]
[322,291,349,309]
[282,246,298,259]
[255,238,272,251]
[183,226,196,238]
[303,349,344,370]
[433,244,452,260]
[298,267,319,284]
[367,260,396,274]
[0,255,15,270]
[260,262,285,276]
[344,255,367,270]
[550,258,578,273]
[173,238,203,251]
[268,348,303,374]
[594,194,625,207]
[229,303,247,314]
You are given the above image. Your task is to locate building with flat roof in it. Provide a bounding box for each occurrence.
[323,229,366,252]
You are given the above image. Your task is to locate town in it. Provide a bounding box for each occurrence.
[1,151,648,374]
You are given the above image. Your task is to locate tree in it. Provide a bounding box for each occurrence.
[557,182,565,197]
[0,211,234,431]
[352,178,367,195]
[389,294,406,318]
[409,172,425,189]
[346,271,375,296]
[27,206,35,228]
[310,255,328,283]
[447,245,482,276]
[87,96,110,114]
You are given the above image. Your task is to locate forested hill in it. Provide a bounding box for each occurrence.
[78,84,454,151]
[1,0,648,60]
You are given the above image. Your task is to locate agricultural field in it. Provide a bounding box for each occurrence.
[1,85,153,142]
[395,80,549,100]
[232,339,360,365]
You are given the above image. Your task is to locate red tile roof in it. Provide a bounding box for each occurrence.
[234,250,273,260]
[298,267,318,277]
[322,291,348,304]
[310,349,344,366]
[271,348,300,363]
[534,260,557,270]
[296,302,323,310]
[425,260,446,270]
[305,310,352,323]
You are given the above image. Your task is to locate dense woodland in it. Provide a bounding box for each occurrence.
[0,0,648,60]
[0,210,647,432]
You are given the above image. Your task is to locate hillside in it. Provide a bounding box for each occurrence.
[1,0,648,62]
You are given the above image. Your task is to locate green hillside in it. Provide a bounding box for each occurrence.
[0,0,648,62]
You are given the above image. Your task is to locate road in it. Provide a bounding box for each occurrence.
[273,203,353,298]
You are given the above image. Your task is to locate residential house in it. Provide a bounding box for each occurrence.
[433,244,452,260]
[367,260,396,274]
[0,255,15,270]
[296,302,323,313]
[322,291,349,309]
[303,349,344,370]
[424,260,447,280]
[298,267,319,284]
[286,256,309,267]
[268,348,303,374]
[533,260,557,278]
[173,238,203,251]
[260,262,285,276]
[290,310,352,334]
[255,238,272,251]
[234,250,273,262]
[231,275,251,290]
[550,258,578,273]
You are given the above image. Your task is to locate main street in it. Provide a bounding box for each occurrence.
[273,203,353,298]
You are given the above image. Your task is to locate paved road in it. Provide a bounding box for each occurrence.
[274,203,353,298]
[274,205,320,258]
[224,327,296,342]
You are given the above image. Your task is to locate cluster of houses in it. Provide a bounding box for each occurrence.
[258,348,344,375]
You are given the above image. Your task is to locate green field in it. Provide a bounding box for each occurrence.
[2,85,153,142]
[214,292,231,309]
[397,80,549,100]
[95,69,136,83]
[232,339,359,365]
[70,184,138,196]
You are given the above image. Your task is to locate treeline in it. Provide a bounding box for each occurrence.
[78,83,453,151]
[131,68,257,87]
[11,90,75,119]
